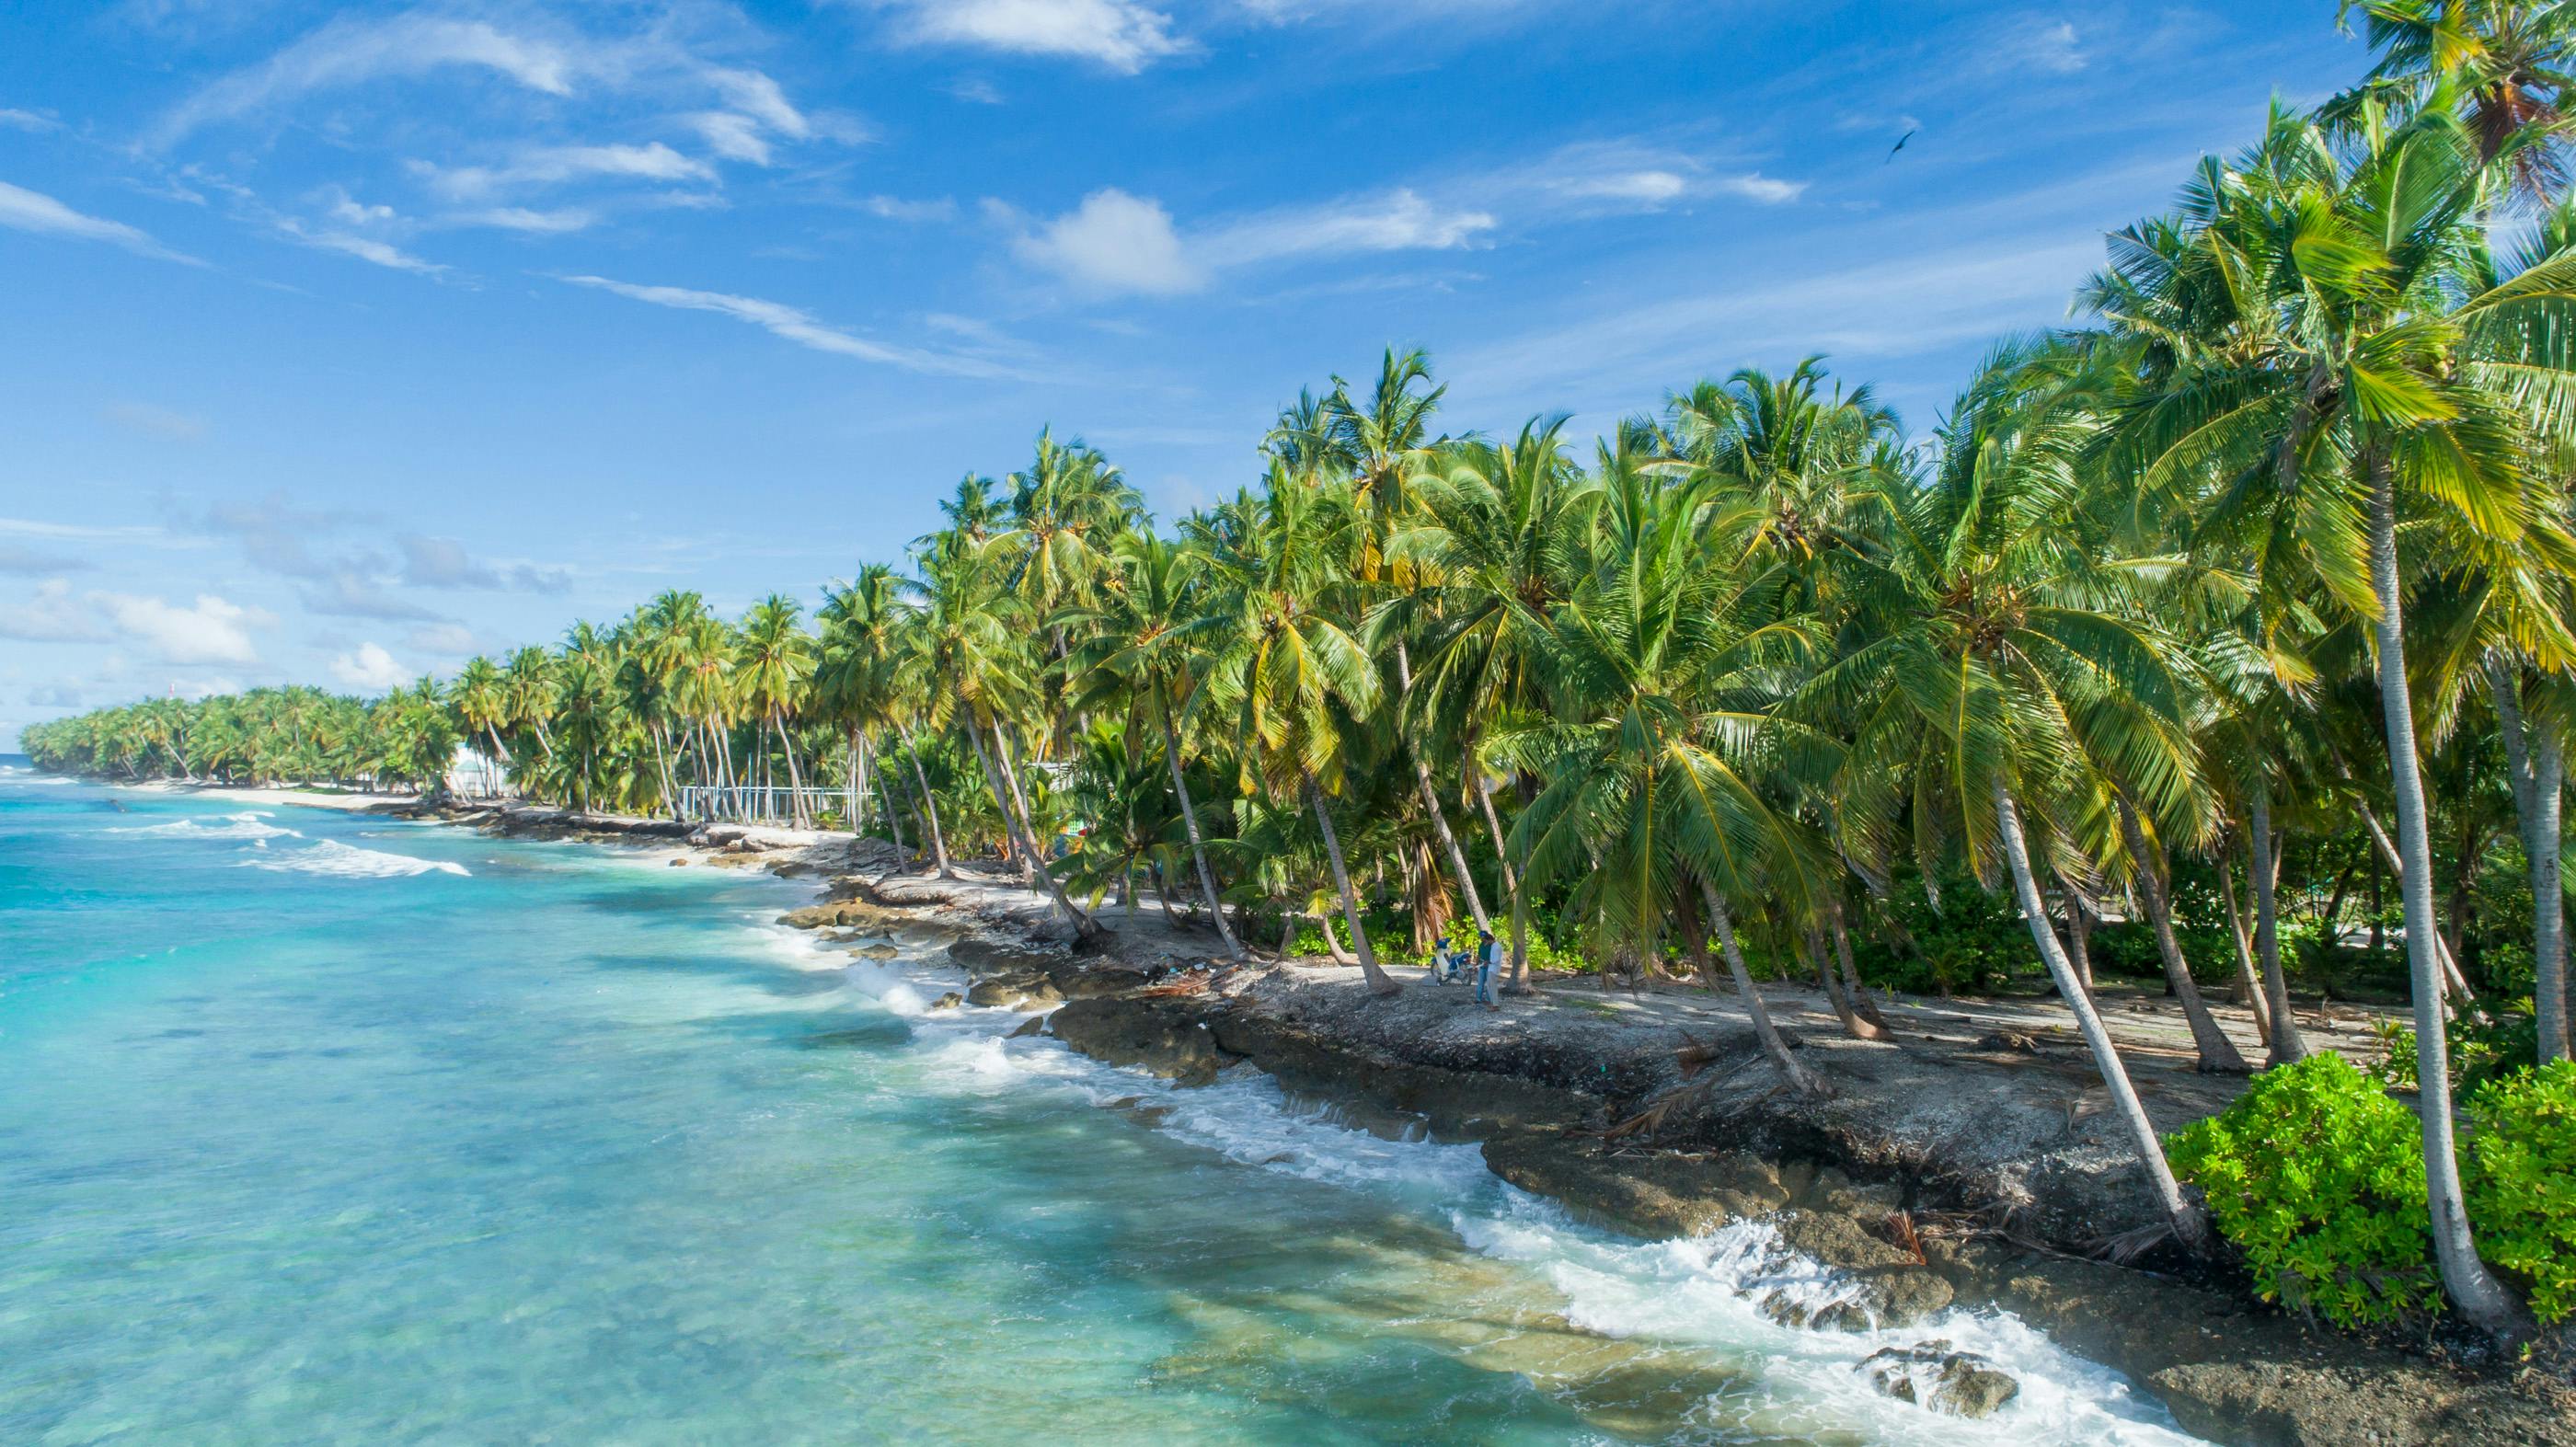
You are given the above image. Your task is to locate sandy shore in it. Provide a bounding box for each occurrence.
[121,780,420,813]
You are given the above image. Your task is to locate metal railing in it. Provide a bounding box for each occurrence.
[673,785,861,827]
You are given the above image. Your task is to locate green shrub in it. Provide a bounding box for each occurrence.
[2366,1009,2541,1093]
[2168,1054,2443,1326]
[2464,1061,2576,1326]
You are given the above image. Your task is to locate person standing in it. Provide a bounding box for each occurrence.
[1473,928,1501,1008]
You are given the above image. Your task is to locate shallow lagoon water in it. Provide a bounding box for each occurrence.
[0,766,2205,1444]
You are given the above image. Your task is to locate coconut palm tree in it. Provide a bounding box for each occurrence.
[2099,104,2576,1328]
[737,595,818,828]
[1809,341,2214,1249]
[1501,460,1830,1091]
[1200,464,1400,993]
[1064,531,1245,957]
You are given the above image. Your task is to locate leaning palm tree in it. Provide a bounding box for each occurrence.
[1063,532,1245,957]
[450,655,512,798]
[2097,103,2576,1328]
[1811,341,2213,1250]
[1501,462,1829,1093]
[1199,465,1400,993]
[1397,418,1599,990]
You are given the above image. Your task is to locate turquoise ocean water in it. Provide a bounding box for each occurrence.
[0,763,2205,1445]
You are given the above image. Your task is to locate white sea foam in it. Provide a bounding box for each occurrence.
[742,922,2204,1442]
[238,839,469,879]
[112,811,302,842]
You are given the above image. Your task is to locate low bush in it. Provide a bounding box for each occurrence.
[2167,1054,2442,1326]
[2463,1061,2576,1326]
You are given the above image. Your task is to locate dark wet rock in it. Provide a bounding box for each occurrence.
[1479,1133,1786,1237]
[667,857,688,867]
[966,974,1062,1009]
[1857,1340,2020,1418]
[1050,963,1153,999]
[949,939,1063,979]
[1048,996,1225,1086]
[1007,1016,1045,1039]
[928,992,963,1011]
[778,901,896,930]
[1767,1210,1953,1327]
[850,943,900,960]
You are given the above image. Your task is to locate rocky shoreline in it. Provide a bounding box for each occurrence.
[416,798,2572,1445]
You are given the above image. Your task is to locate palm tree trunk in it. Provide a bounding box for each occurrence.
[897,724,951,878]
[2485,659,2570,1062]
[1806,923,1881,1040]
[2118,800,2250,1073]
[1303,771,1398,994]
[1154,685,1241,959]
[2247,778,2309,1063]
[1828,902,1892,1031]
[1701,883,1822,1095]
[1471,765,1530,992]
[2059,887,2097,994]
[1394,642,1491,936]
[1994,778,2203,1250]
[2218,867,2276,1045]
[2365,460,2524,1337]
[1315,909,1356,964]
[650,724,676,820]
[967,709,1102,942]
[771,712,808,829]
[2354,801,2477,1008]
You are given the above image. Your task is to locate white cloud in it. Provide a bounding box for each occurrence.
[705,67,811,139]
[1715,173,1805,205]
[408,623,479,655]
[103,401,208,441]
[1996,18,2087,75]
[0,580,107,643]
[0,179,201,264]
[0,108,59,132]
[1201,188,1494,268]
[450,206,596,234]
[864,194,959,224]
[327,192,397,225]
[1010,188,1202,294]
[276,218,446,275]
[422,143,717,200]
[1558,170,1690,204]
[153,14,578,145]
[946,78,1006,105]
[872,0,1185,73]
[95,591,270,665]
[329,642,407,691]
[689,111,773,165]
[561,274,1021,378]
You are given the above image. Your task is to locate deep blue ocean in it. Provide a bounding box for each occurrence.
[0,764,2200,1444]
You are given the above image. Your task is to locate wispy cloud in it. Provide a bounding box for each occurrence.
[560,274,1029,378]
[1992,17,2087,75]
[275,216,446,275]
[0,108,59,132]
[151,13,579,147]
[1003,185,1493,296]
[102,401,208,441]
[420,143,717,200]
[864,0,1187,73]
[397,534,567,592]
[864,194,960,224]
[0,179,202,264]
[0,543,93,576]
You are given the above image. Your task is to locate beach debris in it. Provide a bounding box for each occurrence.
[1973,1029,2041,1054]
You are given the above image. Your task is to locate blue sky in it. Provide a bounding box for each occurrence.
[0,0,2365,749]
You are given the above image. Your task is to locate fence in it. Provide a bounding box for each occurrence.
[672,785,863,827]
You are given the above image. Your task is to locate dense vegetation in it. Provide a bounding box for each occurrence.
[29,2,2576,1339]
